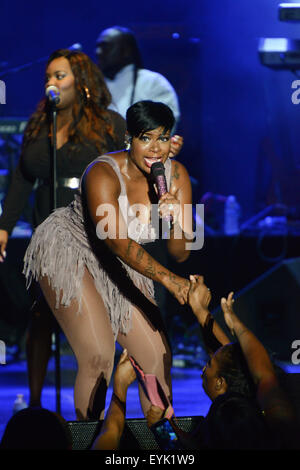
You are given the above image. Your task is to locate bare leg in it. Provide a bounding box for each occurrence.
[26,298,53,407]
[117,305,172,416]
[39,268,115,420]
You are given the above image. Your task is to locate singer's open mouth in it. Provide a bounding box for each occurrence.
[144,157,162,168]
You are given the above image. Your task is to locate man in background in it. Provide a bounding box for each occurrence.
[95,26,180,128]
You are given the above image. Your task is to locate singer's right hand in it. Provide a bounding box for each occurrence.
[0,229,8,262]
[158,192,181,225]
[163,273,190,305]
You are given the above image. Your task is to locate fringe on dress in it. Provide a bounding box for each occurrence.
[23,155,171,338]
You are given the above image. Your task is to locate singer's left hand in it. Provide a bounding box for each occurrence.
[158,192,181,225]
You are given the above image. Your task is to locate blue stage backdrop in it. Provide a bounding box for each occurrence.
[1,0,300,222]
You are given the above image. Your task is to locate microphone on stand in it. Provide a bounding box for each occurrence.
[151,161,173,227]
[45,85,60,105]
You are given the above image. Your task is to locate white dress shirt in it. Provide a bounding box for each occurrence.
[0,80,6,104]
[105,64,180,127]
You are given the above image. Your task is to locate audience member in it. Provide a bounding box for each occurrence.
[147,275,288,450]
[0,48,126,409]
[221,290,300,450]
[91,348,136,450]
[0,407,72,450]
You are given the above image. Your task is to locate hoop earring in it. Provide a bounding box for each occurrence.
[84,86,90,100]
[125,136,132,150]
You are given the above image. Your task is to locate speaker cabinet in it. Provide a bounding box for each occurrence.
[214,257,300,360]
[68,416,202,450]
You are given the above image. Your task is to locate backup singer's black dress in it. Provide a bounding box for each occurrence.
[0,110,126,234]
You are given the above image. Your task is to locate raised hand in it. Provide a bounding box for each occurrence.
[220,292,235,334]
[113,349,136,401]
[187,274,211,318]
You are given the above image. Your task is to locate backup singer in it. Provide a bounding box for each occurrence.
[0,48,126,407]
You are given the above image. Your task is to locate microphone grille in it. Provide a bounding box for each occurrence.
[45,85,59,97]
[150,161,165,177]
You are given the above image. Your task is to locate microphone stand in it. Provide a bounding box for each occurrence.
[50,102,61,415]
[0,44,83,79]
[0,56,49,79]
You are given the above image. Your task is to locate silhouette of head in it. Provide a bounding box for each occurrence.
[96,26,143,79]
[0,407,72,450]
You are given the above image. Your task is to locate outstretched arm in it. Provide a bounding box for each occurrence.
[92,349,136,450]
[221,294,297,436]
[187,275,230,355]
[83,160,190,305]
[221,293,275,386]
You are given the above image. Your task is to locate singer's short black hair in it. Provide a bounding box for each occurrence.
[126,100,175,137]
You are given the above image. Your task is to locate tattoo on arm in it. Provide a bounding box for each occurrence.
[168,273,188,293]
[125,239,133,260]
[170,162,180,189]
[144,255,156,278]
[136,247,144,264]
[173,163,180,180]
[157,270,168,277]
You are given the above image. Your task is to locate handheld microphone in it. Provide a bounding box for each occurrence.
[151,161,173,227]
[45,85,60,105]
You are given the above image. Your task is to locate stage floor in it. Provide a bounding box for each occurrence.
[0,347,213,443]
[1,346,300,448]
